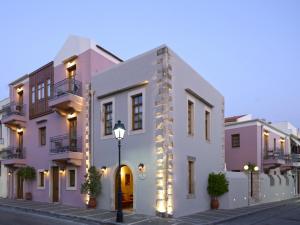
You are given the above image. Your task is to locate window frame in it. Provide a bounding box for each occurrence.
[37,169,46,189]
[231,134,240,148]
[187,156,196,199]
[66,167,77,191]
[39,127,46,146]
[31,86,36,104]
[100,97,115,139]
[47,79,51,98]
[128,88,145,135]
[205,108,211,142]
[187,97,195,136]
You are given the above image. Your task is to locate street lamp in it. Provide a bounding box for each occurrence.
[244,163,259,205]
[113,120,126,223]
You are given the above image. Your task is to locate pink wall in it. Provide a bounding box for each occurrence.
[225,125,258,171]
[7,48,118,207]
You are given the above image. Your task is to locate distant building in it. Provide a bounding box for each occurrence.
[225,115,300,203]
[91,46,225,217]
[0,98,10,198]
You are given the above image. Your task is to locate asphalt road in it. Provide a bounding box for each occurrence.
[0,206,98,225]
[219,199,300,225]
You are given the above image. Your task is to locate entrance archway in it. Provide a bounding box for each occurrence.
[115,165,134,210]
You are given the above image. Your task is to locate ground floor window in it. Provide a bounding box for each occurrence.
[37,170,45,189]
[66,168,77,190]
[187,156,196,198]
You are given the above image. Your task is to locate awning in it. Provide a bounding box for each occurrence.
[291,137,300,146]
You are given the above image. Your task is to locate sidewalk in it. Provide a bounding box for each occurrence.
[0,197,297,225]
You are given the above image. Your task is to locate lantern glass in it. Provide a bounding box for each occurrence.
[113,120,126,140]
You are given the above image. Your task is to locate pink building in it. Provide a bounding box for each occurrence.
[1,35,121,206]
[225,115,300,195]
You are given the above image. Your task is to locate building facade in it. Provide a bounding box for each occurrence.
[225,115,300,202]
[91,46,225,217]
[0,35,121,206]
[0,98,10,197]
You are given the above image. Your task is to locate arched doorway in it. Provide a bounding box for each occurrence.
[115,165,133,210]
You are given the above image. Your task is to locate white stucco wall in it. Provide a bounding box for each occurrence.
[0,97,10,198]
[170,48,224,217]
[91,45,225,217]
[219,172,248,209]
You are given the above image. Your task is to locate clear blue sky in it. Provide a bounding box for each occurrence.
[1,1,299,127]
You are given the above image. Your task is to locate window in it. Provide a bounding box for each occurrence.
[66,168,77,190]
[187,100,194,135]
[104,102,113,135]
[231,134,240,148]
[37,170,45,189]
[205,110,211,141]
[273,138,276,151]
[41,83,45,99]
[132,94,143,130]
[39,127,46,146]
[47,79,51,97]
[187,157,195,197]
[31,86,35,103]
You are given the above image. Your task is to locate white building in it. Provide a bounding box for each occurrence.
[91,45,225,217]
[0,98,10,197]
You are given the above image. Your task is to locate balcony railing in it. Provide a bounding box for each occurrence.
[1,146,26,160]
[51,78,82,100]
[264,149,285,159]
[2,102,26,119]
[50,134,82,154]
[292,153,300,162]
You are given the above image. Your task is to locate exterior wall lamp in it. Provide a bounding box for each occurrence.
[101,166,107,174]
[138,163,145,172]
[17,128,23,134]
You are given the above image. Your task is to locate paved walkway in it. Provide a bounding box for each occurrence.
[0,198,297,225]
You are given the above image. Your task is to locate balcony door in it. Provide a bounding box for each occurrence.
[67,65,76,93]
[17,91,23,112]
[69,117,77,152]
[18,131,23,157]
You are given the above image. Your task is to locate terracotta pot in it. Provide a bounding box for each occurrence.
[211,197,219,210]
[88,197,97,208]
[25,192,32,201]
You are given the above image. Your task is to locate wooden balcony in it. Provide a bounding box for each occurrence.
[48,78,83,114]
[49,134,83,166]
[1,102,26,129]
[1,146,26,168]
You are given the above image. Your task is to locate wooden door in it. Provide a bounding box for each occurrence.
[52,167,59,202]
[69,118,77,151]
[17,173,23,199]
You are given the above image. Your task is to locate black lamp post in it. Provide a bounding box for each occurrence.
[243,163,259,205]
[113,120,126,223]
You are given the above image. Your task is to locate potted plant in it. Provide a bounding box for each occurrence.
[17,166,36,200]
[207,172,229,209]
[81,166,102,208]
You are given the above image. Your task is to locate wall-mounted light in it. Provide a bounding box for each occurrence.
[280,138,285,142]
[17,128,23,134]
[138,163,145,172]
[16,87,23,93]
[67,112,76,120]
[66,60,76,68]
[44,170,49,175]
[101,166,107,174]
[264,131,270,136]
[60,169,65,175]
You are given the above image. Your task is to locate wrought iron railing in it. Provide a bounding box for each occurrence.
[292,153,300,162]
[264,149,285,160]
[50,78,82,100]
[2,102,26,119]
[50,134,82,154]
[1,146,26,159]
